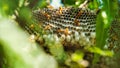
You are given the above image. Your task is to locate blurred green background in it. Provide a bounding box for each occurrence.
[0,0,120,68]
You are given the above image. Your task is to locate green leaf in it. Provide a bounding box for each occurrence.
[102,0,118,28]
[96,12,108,48]
[88,46,113,57]
[96,0,119,48]
[0,0,19,15]
[71,50,84,62]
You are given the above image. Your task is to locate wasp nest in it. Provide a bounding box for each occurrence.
[32,7,97,47]
[106,18,120,52]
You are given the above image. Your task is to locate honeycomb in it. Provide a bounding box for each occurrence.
[107,17,120,52]
[32,7,97,46]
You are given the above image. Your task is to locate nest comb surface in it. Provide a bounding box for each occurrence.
[107,18,120,52]
[32,7,97,46]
